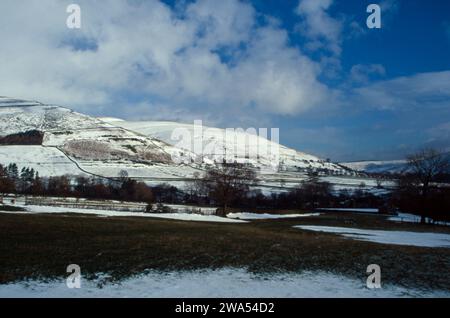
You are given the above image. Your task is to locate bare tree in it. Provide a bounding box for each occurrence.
[186,172,208,203]
[375,177,384,189]
[202,163,257,216]
[293,170,332,209]
[118,170,129,182]
[403,148,450,223]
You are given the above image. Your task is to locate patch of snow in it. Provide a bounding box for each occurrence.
[0,268,448,298]
[5,205,246,223]
[227,212,320,220]
[294,225,450,248]
[97,117,125,122]
[317,208,379,214]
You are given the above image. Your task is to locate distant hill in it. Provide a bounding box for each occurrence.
[339,160,408,174]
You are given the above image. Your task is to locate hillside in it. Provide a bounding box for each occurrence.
[340,160,408,174]
[0,97,200,184]
[0,97,387,192]
[104,120,344,174]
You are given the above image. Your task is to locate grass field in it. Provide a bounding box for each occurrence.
[0,211,449,291]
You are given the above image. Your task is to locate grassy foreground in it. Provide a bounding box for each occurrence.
[0,211,449,291]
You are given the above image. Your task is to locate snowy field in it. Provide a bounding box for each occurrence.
[3,204,323,222]
[3,205,246,223]
[227,212,320,220]
[295,226,450,248]
[0,146,85,177]
[1,268,449,298]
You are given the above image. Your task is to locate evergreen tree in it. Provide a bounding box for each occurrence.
[7,163,19,180]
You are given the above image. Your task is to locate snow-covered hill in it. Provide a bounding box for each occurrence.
[104,120,344,174]
[0,97,202,182]
[1,97,387,192]
[340,160,407,174]
[0,97,201,165]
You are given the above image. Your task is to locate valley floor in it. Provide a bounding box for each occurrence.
[0,211,449,297]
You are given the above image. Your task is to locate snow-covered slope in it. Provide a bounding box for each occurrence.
[0,97,200,180]
[0,97,202,165]
[105,120,344,173]
[0,146,87,177]
[0,97,107,135]
[2,97,383,192]
[340,160,407,174]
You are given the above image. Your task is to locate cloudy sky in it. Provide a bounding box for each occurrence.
[0,0,449,161]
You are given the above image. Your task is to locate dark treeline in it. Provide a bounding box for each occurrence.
[0,162,383,213]
[184,166,385,214]
[0,164,154,204]
[0,130,44,145]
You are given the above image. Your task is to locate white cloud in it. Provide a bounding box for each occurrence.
[352,71,450,110]
[294,0,342,56]
[0,0,331,119]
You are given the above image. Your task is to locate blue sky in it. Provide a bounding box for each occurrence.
[0,0,449,161]
[249,0,450,161]
[249,0,450,75]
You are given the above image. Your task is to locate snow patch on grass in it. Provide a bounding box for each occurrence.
[317,208,379,214]
[4,205,247,223]
[227,212,320,220]
[1,268,448,298]
[295,225,450,248]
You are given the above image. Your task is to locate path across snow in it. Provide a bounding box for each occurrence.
[0,268,448,298]
[295,225,450,248]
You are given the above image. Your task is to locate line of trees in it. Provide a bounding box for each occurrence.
[185,164,383,213]
[0,163,42,195]
[0,164,154,205]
